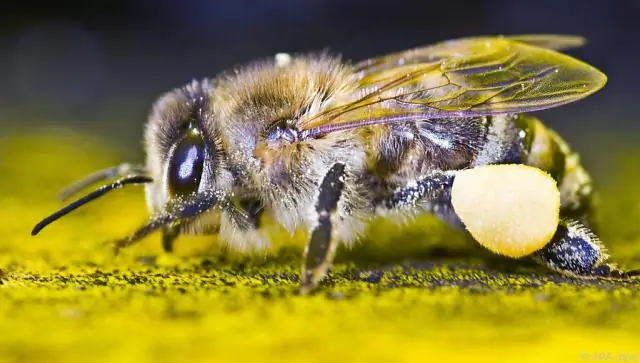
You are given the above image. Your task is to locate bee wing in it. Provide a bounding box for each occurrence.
[352,34,587,79]
[503,34,586,51]
[298,36,606,136]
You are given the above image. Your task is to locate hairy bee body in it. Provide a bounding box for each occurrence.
[143,61,598,277]
[33,35,637,292]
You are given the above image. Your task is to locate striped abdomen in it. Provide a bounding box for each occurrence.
[364,114,594,220]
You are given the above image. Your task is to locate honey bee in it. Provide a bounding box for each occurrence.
[32,35,638,292]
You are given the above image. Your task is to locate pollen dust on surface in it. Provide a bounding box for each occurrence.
[1,131,640,363]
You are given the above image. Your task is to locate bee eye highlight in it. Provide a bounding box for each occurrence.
[168,130,206,196]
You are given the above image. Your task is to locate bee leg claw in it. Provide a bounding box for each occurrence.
[109,238,132,255]
[300,163,346,293]
[299,281,316,296]
[533,218,637,279]
[161,225,180,253]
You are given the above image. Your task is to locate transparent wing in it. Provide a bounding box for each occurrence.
[298,35,606,136]
[504,34,585,51]
[352,34,587,79]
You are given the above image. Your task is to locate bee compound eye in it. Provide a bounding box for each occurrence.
[168,132,206,196]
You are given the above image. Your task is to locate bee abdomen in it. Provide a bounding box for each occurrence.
[365,116,489,181]
[365,114,594,222]
[517,115,594,220]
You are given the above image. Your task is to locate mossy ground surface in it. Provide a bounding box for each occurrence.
[2,132,640,363]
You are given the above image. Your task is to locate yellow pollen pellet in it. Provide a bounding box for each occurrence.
[451,164,560,258]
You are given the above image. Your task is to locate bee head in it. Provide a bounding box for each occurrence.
[144,79,235,216]
[30,79,239,238]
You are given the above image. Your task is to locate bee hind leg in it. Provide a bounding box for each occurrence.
[375,171,639,279]
[300,163,347,294]
[532,218,640,279]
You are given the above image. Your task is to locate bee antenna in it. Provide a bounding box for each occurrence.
[31,175,153,236]
[58,163,146,201]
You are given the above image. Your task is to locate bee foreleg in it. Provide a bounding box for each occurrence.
[238,198,264,229]
[300,163,346,294]
[375,171,462,229]
[532,218,640,278]
[112,189,230,253]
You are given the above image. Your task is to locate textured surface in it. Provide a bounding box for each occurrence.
[1,131,640,363]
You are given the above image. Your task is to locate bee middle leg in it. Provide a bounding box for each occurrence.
[300,163,347,293]
[374,171,459,228]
